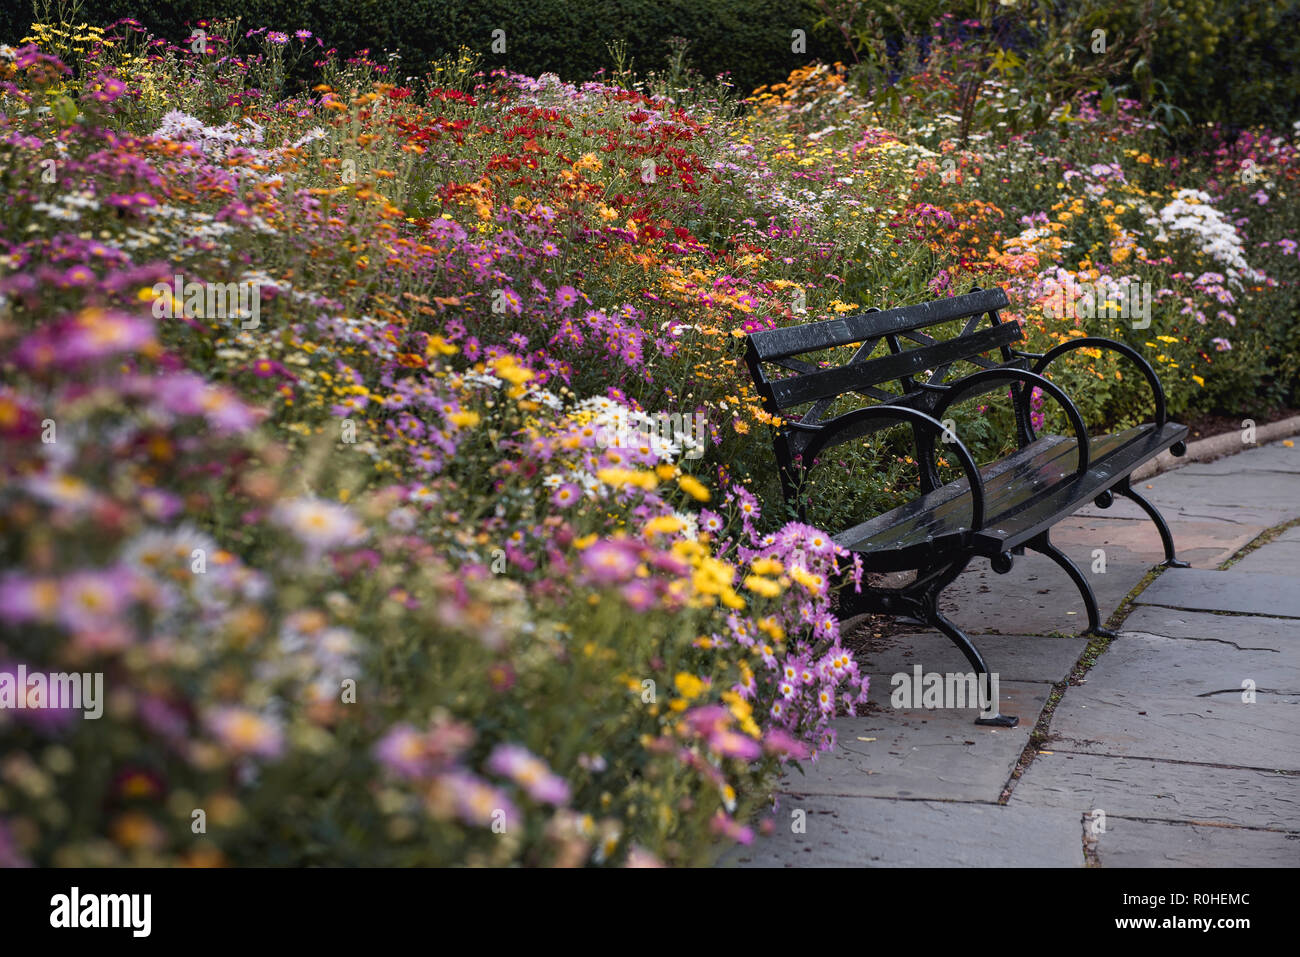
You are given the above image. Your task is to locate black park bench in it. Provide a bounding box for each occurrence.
[743,287,1189,726]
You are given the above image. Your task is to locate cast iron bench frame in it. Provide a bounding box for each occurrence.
[743,287,1189,726]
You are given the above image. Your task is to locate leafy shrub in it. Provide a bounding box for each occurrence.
[6,0,836,96]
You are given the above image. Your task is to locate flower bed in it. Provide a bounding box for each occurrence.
[0,19,1296,866]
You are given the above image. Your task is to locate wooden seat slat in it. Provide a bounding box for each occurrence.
[832,424,1181,562]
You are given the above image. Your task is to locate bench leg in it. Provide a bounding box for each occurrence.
[1025,531,1118,638]
[1115,481,1190,568]
[842,559,1018,726]
[922,596,1019,728]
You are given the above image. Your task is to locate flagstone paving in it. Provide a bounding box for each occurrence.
[733,441,1300,868]
[1230,540,1300,575]
[1135,568,1300,618]
[739,795,1085,867]
[773,679,1048,802]
[1085,818,1300,867]
[1010,753,1300,830]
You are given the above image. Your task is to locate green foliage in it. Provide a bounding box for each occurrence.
[12,0,1296,129]
[4,0,837,97]
[812,0,1300,137]
[1146,0,1300,133]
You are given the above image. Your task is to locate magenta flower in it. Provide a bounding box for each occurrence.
[683,705,728,737]
[58,568,135,634]
[15,310,154,371]
[198,384,260,433]
[762,728,811,760]
[0,574,60,626]
[204,706,285,759]
[620,579,657,611]
[579,540,639,585]
[87,73,127,104]
[250,358,292,379]
[65,309,155,362]
[440,771,519,829]
[709,729,761,761]
[59,265,95,287]
[486,743,571,805]
[152,370,213,416]
[709,811,754,844]
[374,724,432,779]
[105,192,156,210]
[551,483,581,508]
[554,285,581,311]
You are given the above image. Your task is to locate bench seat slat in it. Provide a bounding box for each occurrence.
[971,422,1187,553]
[850,420,1109,542]
[832,433,1081,558]
[833,422,1187,570]
[861,423,1173,548]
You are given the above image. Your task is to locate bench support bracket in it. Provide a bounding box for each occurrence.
[1025,530,1118,638]
[927,602,1020,727]
[1113,478,1190,568]
[840,559,1019,727]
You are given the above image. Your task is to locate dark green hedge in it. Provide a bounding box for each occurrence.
[6,0,1296,130]
[1147,0,1300,133]
[2,0,833,97]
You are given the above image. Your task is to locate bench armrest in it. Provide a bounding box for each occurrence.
[799,405,988,533]
[1013,338,1167,427]
[928,368,1092,480]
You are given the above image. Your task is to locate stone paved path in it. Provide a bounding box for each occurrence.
[733,440,1300,867]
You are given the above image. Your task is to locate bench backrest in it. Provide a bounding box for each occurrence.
[744,288,1023,460]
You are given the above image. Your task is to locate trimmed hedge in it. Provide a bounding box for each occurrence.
[2,0,834,96]
[6,0,1295,141]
